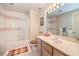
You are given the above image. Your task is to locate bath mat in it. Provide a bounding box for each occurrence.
[7,47,28,56]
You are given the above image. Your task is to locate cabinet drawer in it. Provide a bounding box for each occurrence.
[53,48,65,56]
[42,47,52,56]
[37,39,41,44]
[42,41,52,54]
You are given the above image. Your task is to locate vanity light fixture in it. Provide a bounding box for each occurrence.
[46,3,64,14]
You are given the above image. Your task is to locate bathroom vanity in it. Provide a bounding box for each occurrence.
[37,35,79,56]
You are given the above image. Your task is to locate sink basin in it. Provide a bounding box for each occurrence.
[51,35,79,44]
[64,38,79,43]
[51,36,62,44]
[58,36,79,44]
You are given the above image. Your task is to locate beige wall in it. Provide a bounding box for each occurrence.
[29,9,40,40]
[0,9,28,42]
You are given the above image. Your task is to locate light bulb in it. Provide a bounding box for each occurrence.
[49,6,52,10]
[53,3,56,7]
[60,3,64,6]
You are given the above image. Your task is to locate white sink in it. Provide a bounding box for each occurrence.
[51,35,63,44]
[51,35,79,44]
[64,38,79,43]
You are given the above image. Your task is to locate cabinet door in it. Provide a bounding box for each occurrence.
[37,38,41,44]
[42,47,52,56]
[37,43,41,56]
[37,39,41,56]
[42,41,52,54]
[53,48,65,56]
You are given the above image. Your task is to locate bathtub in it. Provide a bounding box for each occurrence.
[0,40,31,56]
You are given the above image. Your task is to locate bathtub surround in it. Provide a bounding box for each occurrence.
[0,9,29,42]
[0,8,31,55]
[3,40,31,56]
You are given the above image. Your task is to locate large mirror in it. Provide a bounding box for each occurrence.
[45,3,79,39]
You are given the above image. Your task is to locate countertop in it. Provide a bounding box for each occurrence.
[37,35,79,56]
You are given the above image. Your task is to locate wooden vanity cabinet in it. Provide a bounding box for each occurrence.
[37,38,67,56]
[53,48,65,56]
[41,41,53,56]
[41,47,52,56]
[37,39,42,56]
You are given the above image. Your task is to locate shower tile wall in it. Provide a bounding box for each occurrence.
[0,10,27,42]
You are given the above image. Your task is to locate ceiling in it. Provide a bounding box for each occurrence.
[2,3,79,16]
[0,3,50,13]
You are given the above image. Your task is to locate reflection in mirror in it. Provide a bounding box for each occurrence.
[45,3,79,39]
